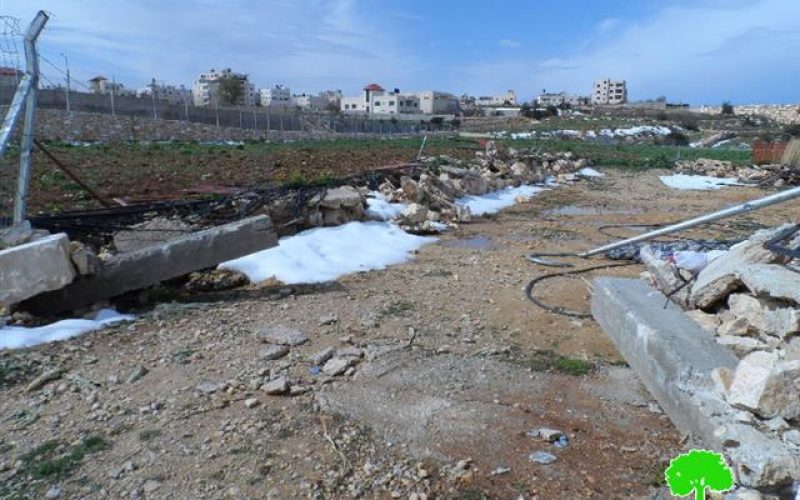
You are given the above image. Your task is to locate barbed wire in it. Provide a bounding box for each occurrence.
[0,16,22,73]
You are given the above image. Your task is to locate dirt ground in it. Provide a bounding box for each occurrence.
[2,168,798,499]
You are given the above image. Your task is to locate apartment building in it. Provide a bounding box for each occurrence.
[341,84,458,115]
[291,93,328,111]
[476,90,517,107]
[260,84,291,108]
[414,90,458,114]
[88,76,134,96]
[536,91,588,107]
[591,79,627,105]
[192,68,256,107]
[137,78,192,104]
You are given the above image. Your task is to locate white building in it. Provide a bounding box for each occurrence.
[592,79,627,105]
[88,76,134,96]
[260,84,291,108]
[341,84,456,115]
[138,79,192,105]
[291,93,327,111]
[192,68,256,107]
[476,90,517,107]
[536,91,588,107]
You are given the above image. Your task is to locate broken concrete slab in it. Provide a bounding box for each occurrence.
[113,217,191,253]
[690,225,796,309]
[23,216,277,315]
[592,277,800,489]
[259,325,308,346]
[0,233,76,310]
[639,246,691,307]
[728,294,800,339]
[727,351,800,420]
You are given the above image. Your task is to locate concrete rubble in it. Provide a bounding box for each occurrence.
[675,157,800,187]
[635,224,800,493]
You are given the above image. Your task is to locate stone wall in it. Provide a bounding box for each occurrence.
[697,104,800,125]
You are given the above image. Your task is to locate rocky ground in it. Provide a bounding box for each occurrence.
[2,168,799,499]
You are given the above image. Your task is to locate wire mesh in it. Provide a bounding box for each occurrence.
[0,15,23,228]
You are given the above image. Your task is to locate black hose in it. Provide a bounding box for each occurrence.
[524,261,637,319]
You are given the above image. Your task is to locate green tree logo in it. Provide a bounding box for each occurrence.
[665,450,735,500]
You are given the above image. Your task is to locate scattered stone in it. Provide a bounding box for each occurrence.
[728,293,800,339]
[727,351,800,419]
[262,377,290,395]
[196,382,218,395]
[126,365,149,384]
[528,451,557,464]
[685,309,722,333]
[185,268,248,291]
[259,324,308,346]
[490,465,511,476]
[782,429,800,446]
[319,314,339,326]
[244,398,260,408]
[259,344,290,361]
[715,335,768,355]
[142,479,161,494]
[711,367,734,397]
[335,346,363,359]
[322,357,352,376]
[527,428,565,442]
[25,368,64,393]
[45,486,62,498]
[764,417,789,432]
[309,347,335,366]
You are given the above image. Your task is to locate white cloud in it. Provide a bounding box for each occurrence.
[5,0,420,94]
[498,38,521,48]
[455,0,800,103]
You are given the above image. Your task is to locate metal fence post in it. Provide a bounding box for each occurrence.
[12,11,48,225]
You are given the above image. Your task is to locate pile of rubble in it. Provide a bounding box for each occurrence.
[674,158,800,187]
[378,144,593,233]
[641,225,800,443]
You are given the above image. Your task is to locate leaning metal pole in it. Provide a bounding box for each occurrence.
[581,185,800,257]
[12,10,48,225]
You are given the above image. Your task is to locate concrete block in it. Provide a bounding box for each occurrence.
[23,216,277,315]
[591,278,800,490]
[0,233,76,309]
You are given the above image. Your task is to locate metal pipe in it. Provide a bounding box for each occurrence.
[13,10,49,225]
[580,185,800,257]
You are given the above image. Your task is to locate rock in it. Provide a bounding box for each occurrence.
[259,325,308,346]
[728,293,800,339]
[25,368,64,392]
[126,365,149,384]
[764,417,789,432]
[70,245,103,276]
[455,205,472,222]
[686,309,722,333]
[142,479,161,494]
[244,398,260,408]
[319,186,363,210]
[490,466,511,476]
[319,314,339,326]
[196,382,218,395]
[45,486,62,498]
[262,377,290,395]
[400,177,422,203]
[691,225,797,309]
[335,346,363,359]
[782,429,800,446]
[716,335,768,355]
[528,451,557,464]
[259,345,290,361]
[711,367,734,397]
[322,357,352,376]
[309,347,335,365]
[727,351,800,419]
[527,428,564,442]
[185,269,248,291]
[402,203,428,224]
[640,246,691,307]
[510,161,530,178]
[717,316,751,337]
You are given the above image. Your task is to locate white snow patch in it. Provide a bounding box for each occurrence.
[600,125,672,137]
[659,174,745,191]
[456,185,545,216]
[578,167,604,177]
[366,192,406,221]
[220,221,436,284]
[0,309,136,350]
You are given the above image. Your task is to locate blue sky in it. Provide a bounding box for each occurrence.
[3,0,799,104]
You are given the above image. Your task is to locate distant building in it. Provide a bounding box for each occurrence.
[591,79,627,105]
[476,90,517,107]
[340,84,456,115]
[260,84,291,108]
[291,93,327,111]
[536,91,588,107]
[137,79,192,104]
[320,90,343,107]
[88,75,134,96]
[192,68,256,107]
[0,66,22,87]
